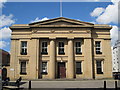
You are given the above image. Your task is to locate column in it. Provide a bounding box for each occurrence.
[49,39,56,79]
[68,39,74,79]
[84,39,93,79]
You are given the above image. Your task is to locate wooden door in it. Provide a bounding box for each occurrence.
[58,62,66,78]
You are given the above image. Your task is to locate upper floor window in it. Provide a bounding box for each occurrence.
[76,62,82,74]
[75,42,82,54]
[20,61,27,75]
[95,41,102,54]
[96,60,103,74]
[58,42,65,55]
[21,41,27,55]
[41,42,48,54]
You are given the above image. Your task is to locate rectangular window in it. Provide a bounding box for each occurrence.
[21,41,27,55]
[42,62,47,74]
[41,42,48,54]
[75,42,82,54]
[58,42,65,55]
[20,61,26,74]
[76,62,82,74]
[95,41,102,54]
[96,61,103,74]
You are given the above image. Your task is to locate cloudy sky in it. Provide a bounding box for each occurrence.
[0,0,119,52]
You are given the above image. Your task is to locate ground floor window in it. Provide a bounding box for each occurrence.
[42,62,47,74]
[96,60,103,74]
[20,61,27,75]
[76,62,82,74]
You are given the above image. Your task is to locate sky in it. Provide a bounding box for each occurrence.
[0,0,119,52]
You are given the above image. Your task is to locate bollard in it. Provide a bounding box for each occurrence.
[115,81,117,90]
[104,81,106,90]
[29,80,31,89]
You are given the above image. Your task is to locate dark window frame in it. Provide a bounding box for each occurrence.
[41,42,48,55]
[75,42,82,54]
[21,41,27,55]
[20,61,27,75]
[58,42,65,55]
[95,41,102,54]
[76,62,82,74]
[41,62,48,74]
[96,60,103,74]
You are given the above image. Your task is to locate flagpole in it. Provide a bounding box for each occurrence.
[60,0,62,17]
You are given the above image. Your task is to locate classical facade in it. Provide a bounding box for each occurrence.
[9,17,112,80]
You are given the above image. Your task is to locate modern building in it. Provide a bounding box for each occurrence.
[9,17,112,80]
[112,40,120,74]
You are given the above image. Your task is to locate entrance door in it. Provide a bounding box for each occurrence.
[58,62,66,78]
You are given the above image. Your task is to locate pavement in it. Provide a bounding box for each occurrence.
[19,80,120,89]
[2,79,120,90]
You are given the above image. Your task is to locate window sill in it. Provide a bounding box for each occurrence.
[21,53,27,55]
[58,53,65,55]
[41,72,48,75]
[97,72,103,74]
[20,72,27,75]
[76,72,82,74]
[41,52,48,55]
[96,52,102,54]
[76,52,82,55]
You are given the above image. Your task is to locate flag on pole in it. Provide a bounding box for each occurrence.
[60,0,62,17]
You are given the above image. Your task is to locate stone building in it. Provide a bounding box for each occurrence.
[9,17,112,80]
[112,40,120,74]
[0,49,10,80]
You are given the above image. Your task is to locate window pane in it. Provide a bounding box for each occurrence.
[95,41,101,54]
[21,62,26,74]
[21,41,27,47]
[76,42,81,54]
[62,42,64,47]
[96,61,103,74]
[42,62,47,73]
[42,42,44,47]
[59,42,64,54]
[95,42,100,47]
[59,42,64,47]
[76,42,80,47]
[59,42,61,47]
[21,41,27,55]
[76,48,81,53]
[44,42,47,47]
[76,62,82,74]
[41,42,47,54]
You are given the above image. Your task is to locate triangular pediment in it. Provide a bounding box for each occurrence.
[29,17,94,26]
